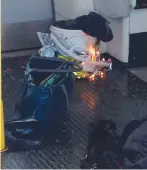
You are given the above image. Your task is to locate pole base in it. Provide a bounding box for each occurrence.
[0,147,8,153]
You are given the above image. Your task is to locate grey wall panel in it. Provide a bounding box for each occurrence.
[2,19,52,51]
[2,0,52,24]
[1,0,53,51]
[54,0,94,21]
[94,0,130,18]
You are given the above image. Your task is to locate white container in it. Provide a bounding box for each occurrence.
[50,25,97,50]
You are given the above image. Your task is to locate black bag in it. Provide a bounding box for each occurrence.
[52,12,113,42]
[81,119,147,169]
[81,119,121,169]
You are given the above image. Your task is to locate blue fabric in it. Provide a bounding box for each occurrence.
[19,73,74,129]
[16,56,75,130]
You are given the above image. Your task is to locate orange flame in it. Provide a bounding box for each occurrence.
[100,72,104,78]
[88,71,105,81]
[88,44,100,62]
[89,73,96,81]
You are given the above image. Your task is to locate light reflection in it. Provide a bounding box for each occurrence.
[81,89,98,112]
[88,71,105,81]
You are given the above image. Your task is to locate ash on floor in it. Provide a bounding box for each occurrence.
[1,57,147,169]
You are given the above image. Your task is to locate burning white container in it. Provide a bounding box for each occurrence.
[53,0,147,68]
[37,0,118,73]
[38,30,112,73]
[50,24,97,63]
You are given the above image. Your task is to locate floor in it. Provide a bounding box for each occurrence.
[1,57,147,169]
[129,67,147,83]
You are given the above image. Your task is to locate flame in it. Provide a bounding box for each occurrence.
[89,73,96,81]
[100,72,104,78]
[100,72,104,76]
[88,71,105,81]
[88,44,100,62]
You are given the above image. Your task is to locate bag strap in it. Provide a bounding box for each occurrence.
[31,55,78,65]
[27,67,82,73]
[25,56,82,75]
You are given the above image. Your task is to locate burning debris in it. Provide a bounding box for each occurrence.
[37,12,113,79]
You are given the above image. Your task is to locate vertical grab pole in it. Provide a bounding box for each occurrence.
[0,101,7,152]
[0,0,7,152]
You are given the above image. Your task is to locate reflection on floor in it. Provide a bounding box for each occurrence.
[1,57,147,169]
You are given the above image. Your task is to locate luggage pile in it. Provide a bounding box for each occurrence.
[5,12,113,152]
[37,12,113,79]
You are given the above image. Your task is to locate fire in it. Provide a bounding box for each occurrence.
[88,71,104,81]
[89,73,96,81]
[100,71,104,78]
[88,44,100,62]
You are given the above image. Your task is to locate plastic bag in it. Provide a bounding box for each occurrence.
[39,45,55,58]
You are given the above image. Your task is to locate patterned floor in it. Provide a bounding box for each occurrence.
[1,57,147,169]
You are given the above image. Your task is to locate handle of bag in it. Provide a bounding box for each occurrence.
[31,54,82,66]
[25,56,82,75]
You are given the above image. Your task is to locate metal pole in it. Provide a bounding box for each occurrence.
[0,0,7,152]
[0,101,7,152]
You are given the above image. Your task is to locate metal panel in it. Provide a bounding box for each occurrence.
[94,0,130,18]
[2,19,51,51]
[54,0,94,21]
[1,0,53,52]
[130,9,147,34]
[106,17,130,63]
[2,0,53,24]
